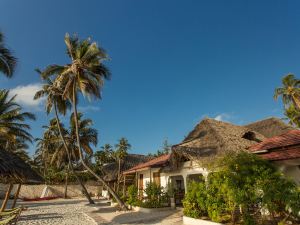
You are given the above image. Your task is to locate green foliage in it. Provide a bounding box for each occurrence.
[183,181,208,218]
[126,185,139,206]
[183,152,300,224]
[141,182,169,208]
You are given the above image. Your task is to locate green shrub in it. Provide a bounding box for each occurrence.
[182,152,300,224]
[141,182,168,208]
[183,181,208,218]
[126,185,139,206]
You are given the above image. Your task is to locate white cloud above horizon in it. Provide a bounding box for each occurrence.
[214,113,232,122]
[9,83,44,109]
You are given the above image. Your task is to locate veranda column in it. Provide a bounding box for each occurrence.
[0,183,13,212]
[11,183,21,208]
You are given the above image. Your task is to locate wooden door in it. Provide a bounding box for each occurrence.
[139,174,144,198]
[153,172,160,186]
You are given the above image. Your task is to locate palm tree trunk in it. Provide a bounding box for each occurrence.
[54,103,94,204]
[64,165,69,199]
[72,83,127,210]
[117,159,121,193]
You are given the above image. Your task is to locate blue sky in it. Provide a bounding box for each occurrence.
[0,0,300,156]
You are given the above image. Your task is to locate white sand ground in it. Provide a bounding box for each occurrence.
[17,198,97,225]
[7,198,183,225]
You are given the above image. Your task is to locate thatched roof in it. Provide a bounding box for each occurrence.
[102,154,152,182]
[245,117,294,138]
[0,149,43,184]
[173,117,295,162]
[173,118,266,161]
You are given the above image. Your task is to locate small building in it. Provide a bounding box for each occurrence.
[122,117,297,204]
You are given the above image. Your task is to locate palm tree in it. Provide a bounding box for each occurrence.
[284,104,300,128]
[0,31,17,77]
[94,144,114,168]
[115,138,131,191]
[0,89,35,146]
[274,74,300,109]
[34,80,94,204]
[39,33,126,209]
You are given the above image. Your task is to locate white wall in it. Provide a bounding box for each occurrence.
[137,161,209,194]
[273,159,300,185]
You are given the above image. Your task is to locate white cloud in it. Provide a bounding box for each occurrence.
[214,113,232,122]
[9,83,44,109]
[78,105,100,112]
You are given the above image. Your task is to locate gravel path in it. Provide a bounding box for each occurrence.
[17,199,97,225]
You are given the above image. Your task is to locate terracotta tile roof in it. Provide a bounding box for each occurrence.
[249,130,300,152]
[257,146,300,161]
[248,130,300,161]
[123,154,171,174]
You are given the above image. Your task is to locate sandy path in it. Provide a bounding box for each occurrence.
[17,198,96,225]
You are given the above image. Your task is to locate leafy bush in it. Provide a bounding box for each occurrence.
[182,152,300,225]
[183,181,208,218]
[141,182,169,208]
[126,185,139,206]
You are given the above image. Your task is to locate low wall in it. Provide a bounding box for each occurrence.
[183,216,223,225]
[0,183,102,199]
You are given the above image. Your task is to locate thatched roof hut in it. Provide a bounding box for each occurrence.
[172,117,293,162]
[0,149,43,184]
[102,154,152,182]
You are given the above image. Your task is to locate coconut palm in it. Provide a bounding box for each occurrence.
[94,144,114,168]
[39,33,126,209]
[34,79,94,203]
[0,89,35,146]
[115,138,131,191]
[274,74,300,109]
[0,31,17,77]
[284,104,300,128]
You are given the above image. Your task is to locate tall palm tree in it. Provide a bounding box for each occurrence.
[39,33,126,209]
[115,138,131,191]
[34,80,94,204]
[274,74,300,109]
[0,31,17,77]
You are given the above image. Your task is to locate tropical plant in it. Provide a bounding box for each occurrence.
[126,185,139,206]
[0,89,35,150]
[274,74,300,109]
[115,137,131,191]
[38,33,126,209]
[284,104,300,128]
[0,31,17,77]
[141,182,168,208]
[34,77,94,203]
[183,181,208,219]
[94,144,114,167]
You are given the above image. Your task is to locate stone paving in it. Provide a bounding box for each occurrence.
[87,200,184,225]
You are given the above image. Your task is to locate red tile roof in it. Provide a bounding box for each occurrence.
[249,130,300,152]
[123,154,171,174]
[258,146,300,161]
[249,130,300,161]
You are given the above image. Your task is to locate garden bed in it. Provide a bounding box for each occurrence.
[183,216,223,225]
